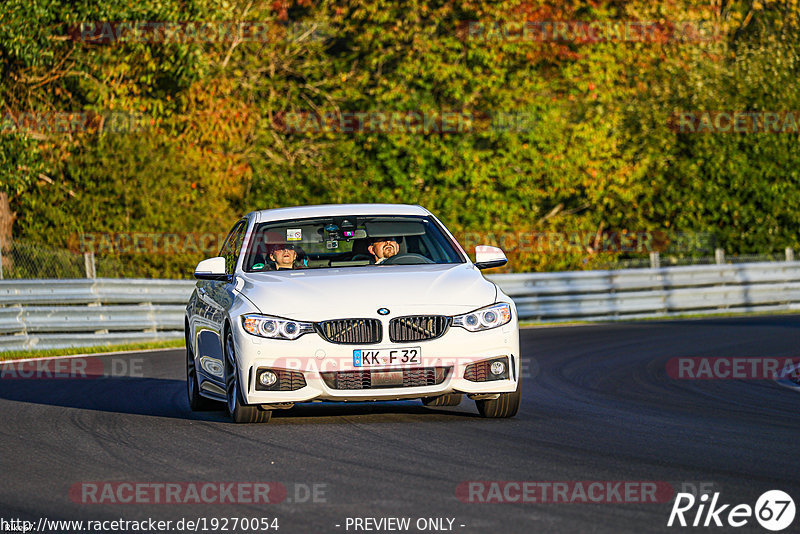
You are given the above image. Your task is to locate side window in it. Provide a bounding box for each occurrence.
[219,220,247,274]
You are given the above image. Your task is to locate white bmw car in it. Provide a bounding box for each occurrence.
[185,204,521,423]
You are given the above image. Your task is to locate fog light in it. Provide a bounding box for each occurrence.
[259,370,278,387]
[490,361,506,376]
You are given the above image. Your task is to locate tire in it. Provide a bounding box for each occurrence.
[422,393,462,407]
[225,330,272,424]
[186,329,219,411]
[475,378,521,418]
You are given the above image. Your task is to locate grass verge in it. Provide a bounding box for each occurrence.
[0,339,184,361]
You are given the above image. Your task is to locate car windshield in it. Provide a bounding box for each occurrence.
[242,215,465,271]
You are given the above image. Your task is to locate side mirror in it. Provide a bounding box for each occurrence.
[194,257,230,281]
[474,245,507,270]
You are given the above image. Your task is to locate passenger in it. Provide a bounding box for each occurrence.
[269,244,305,270]
[368,236,399,264]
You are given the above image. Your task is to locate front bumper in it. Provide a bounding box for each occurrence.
[231,316,520,404]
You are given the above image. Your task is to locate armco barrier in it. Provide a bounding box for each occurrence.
[1,261,799,351]
[0,279,196,351]
[488,261,800,321]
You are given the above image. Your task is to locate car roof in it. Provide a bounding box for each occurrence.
[250,203,431,223]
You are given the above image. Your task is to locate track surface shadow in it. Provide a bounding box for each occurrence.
[0,376,480,422]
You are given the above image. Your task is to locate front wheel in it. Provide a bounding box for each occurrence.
[225,331,271,424]
[475,379,521,418]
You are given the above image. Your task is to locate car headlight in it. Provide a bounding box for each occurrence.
[241,314,315,340]
[452,303,512,332]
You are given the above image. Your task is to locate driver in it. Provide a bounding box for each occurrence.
[368,236,399,264]
[269,244,305,270]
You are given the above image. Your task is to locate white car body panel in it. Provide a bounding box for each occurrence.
[186,203,520,408]
[237,264,496,318]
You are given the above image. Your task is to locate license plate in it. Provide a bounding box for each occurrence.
[353,347,421,367]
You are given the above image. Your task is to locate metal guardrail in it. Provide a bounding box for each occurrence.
[489,261,800,321]
[1,261,799,352]
[0,279,195,351]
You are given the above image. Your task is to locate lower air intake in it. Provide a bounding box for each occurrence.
[320,367,450,390]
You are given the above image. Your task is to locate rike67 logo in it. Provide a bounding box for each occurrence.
[668,490,795,531]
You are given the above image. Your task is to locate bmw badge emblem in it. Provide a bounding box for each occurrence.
[377,308,390,315]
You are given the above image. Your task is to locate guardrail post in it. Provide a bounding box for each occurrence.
[649,251,660,269]
[715,248,725,265]
[786,248,795,262]
[0,245,3,279]
[84,252,96,279]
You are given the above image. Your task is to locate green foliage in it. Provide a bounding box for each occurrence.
[626,28,800,254]
[0,135,44,195]
[1,0,798,276]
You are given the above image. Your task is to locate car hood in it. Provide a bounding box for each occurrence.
[236,264,497,320]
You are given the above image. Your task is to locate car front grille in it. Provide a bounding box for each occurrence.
[316,318,382,344]
[388,315,450,342]
[320,367,450,390]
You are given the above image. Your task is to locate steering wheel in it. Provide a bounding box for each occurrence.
[380,253,435,265]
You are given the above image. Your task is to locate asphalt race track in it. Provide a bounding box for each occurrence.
[1,315,799,533]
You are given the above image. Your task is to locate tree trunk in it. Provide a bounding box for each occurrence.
[0,192,15,273]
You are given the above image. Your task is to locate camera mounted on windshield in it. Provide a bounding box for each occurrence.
[320,217,366,249]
